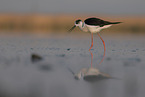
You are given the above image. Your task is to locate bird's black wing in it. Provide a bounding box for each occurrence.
[84,17,114,27]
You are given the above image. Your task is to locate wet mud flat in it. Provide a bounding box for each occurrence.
[0,34,145,97]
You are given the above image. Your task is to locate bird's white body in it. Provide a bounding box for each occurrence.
[77,21,112,33]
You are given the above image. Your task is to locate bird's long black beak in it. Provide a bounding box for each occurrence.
[68,25,76,32]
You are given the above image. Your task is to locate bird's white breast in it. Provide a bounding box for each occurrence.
[86,24,112,33]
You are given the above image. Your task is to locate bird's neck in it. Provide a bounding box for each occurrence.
[78,22,89,32]
[78,22,84,30]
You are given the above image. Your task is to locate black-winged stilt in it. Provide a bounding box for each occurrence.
[69,17,121,64]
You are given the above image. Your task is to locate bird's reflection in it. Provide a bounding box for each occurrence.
[90,50,93,68]
[74,50,110,82]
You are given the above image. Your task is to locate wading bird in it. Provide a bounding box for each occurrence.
[69,17,121,64]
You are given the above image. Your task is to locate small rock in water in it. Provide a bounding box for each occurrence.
[106,57,111,61]
[67,48,71,51]
[31,53,43,62]
[30,48,33,50]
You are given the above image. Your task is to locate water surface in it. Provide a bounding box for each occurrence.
[0,34,145,97]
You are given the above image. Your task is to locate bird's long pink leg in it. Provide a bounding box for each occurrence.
[97,33,106,64]
[89,33,93,51]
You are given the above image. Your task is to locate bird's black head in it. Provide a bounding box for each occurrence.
[75,19,82,25]
[68,19,82,32]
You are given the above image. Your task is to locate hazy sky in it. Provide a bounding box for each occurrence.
[0,0,145,15]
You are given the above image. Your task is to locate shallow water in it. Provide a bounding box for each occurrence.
[0,34,145,97]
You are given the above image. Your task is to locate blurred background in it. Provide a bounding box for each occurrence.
[0,1,145,97]
[0,0,145,35]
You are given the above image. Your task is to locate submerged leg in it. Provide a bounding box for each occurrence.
[89,33,94,51]
[97,33,106,64]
